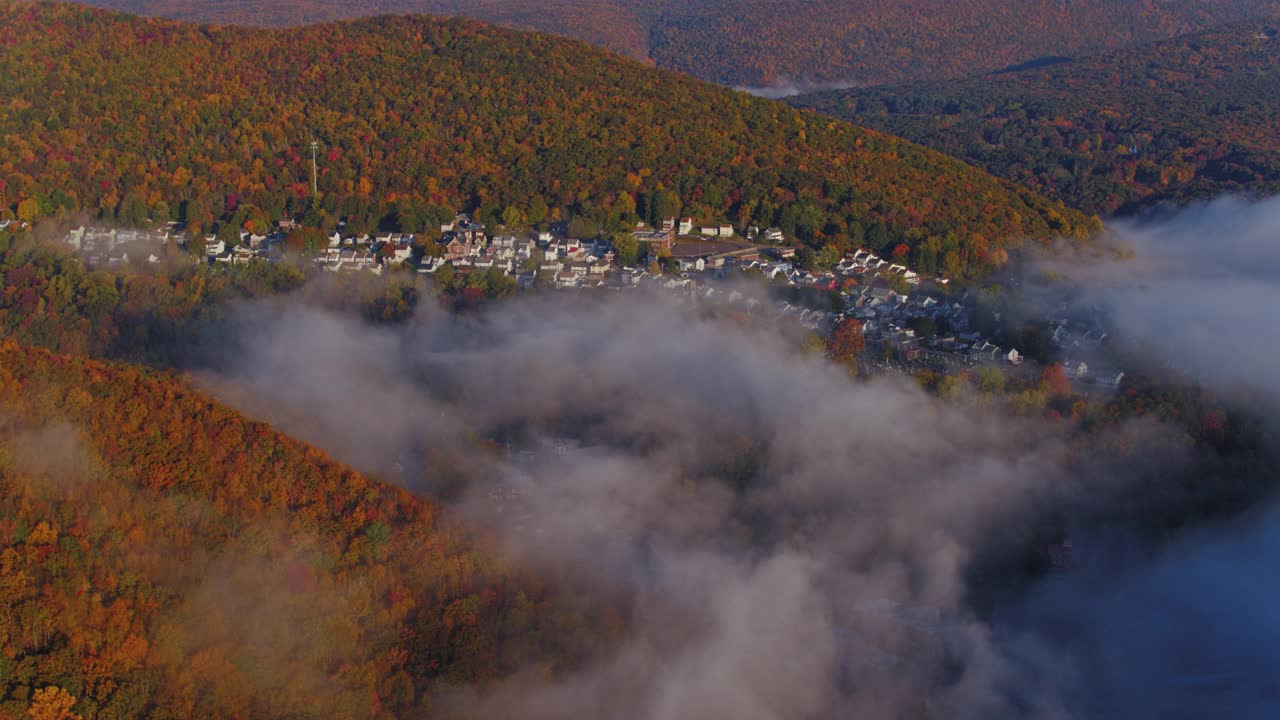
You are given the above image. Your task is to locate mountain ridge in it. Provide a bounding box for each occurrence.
[789,17,1280,215]
[68,0,1280,86]
[0,2,1097,280]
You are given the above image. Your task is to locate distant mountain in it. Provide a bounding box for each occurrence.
[0,3,1097,280]
[74,0,1280,86]
[0,339,591,719]
[790,19,1280,215]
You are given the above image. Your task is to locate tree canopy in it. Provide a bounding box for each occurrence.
[0,3,1097,279]
[0,339,603,719]
[791,18,1280,215]
[75,0,1280,87]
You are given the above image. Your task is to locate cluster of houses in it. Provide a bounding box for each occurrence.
[63,223,292,267]
[204,228,288,265]
[53,211,1126,388]
[663,217,737,238]
[309,215,623,286]
[1049,319,1126,390]
[804,255,1024,368]
[848,288,1020,367]
[63,225,176,266]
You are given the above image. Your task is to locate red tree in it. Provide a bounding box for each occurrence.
[827,318,866,364]
[1041,363,1071,397]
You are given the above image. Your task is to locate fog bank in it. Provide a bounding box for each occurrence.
[181,195,1280,718]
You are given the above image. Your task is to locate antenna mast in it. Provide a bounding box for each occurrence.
[309,140,319,196]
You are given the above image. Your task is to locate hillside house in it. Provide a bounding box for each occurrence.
[438,233,472,260]
[675,257,705,273]
[389,242,414,263]
[1064,361,1089,379]
[968,341,1001,362]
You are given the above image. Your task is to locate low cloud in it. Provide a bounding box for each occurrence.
[1046,194,1280,405]
[0,420,101,491]
[191,282,1194,718]
[1003,194,1280,717]
[140,193,1280,719]
[735,78,861,100]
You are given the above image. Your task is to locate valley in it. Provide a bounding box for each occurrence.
[1,2,1279,718]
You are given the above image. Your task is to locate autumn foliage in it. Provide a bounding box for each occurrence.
[0,231,306,362]
[795,18,1280,215]
[826,318,866,365]
[1040,363,1072,398]
[0,341,602,719]
[77,0,1280,87]
[0,3,1096,279]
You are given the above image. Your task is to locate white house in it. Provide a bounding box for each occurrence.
[676,258,705,273]
[1064,361,1089,378]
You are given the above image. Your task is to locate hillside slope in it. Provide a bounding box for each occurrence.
[0,3,1096,279]
[75,0,1280,86]
[790,19,1280,215]
[0,340,593,719]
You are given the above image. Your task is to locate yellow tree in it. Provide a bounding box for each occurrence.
[28,687,81,720]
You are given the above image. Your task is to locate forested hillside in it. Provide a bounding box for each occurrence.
[0,230,306,362]
[77,0,1280,86]
[791,19,1280,215]
[0,227,434,366]
[0,339,600,719]
[647,0,1280,88]
[0,3,1097,280]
